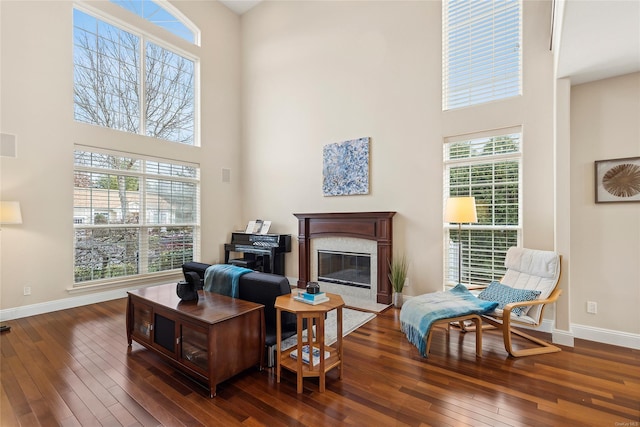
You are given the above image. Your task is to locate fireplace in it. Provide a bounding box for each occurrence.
[318,250,371,289]
[293,212,396,304]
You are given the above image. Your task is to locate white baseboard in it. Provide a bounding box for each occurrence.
[494,319,640,350]
[403,299,639,350]
[516,319,639,349]
[552,328,575,347]
[570,323,640,350]
[0,283,158,322]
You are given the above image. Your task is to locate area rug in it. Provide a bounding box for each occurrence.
[280,308,376,351]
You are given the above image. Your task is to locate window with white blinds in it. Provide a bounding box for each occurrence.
[442,0,522,110]
[443,128,522,287]
[73,148,199,285]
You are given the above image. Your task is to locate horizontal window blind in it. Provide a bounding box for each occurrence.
[73,148,199,285]
[443,0,522,110]
[443,129,522,287]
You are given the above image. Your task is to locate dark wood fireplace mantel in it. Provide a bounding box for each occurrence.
[293,212,396,304]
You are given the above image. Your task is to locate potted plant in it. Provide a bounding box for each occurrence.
[389,254,408,308]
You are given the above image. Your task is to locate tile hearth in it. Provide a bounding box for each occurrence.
[339,294,391,313]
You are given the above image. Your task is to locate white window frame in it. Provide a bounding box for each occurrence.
[110,0,201,45]
[73,147,200,286]
[443,127,522,288]
[73,4,200,146]
[442,0,522,110]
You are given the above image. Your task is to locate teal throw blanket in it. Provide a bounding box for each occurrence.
[400,284,498,357]
[203,264,253,298]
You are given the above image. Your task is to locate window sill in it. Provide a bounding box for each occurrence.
[67,271,182,294]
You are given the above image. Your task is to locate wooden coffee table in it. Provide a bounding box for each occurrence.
[274,292,345,393]
[127,283,265,397]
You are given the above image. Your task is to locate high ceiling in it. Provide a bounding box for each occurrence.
[218,0,640,85]
[219,0,262,15]
[555,0,640,85]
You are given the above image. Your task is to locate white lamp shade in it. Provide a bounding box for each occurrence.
[444,197,478,223]
[0,201,23,224]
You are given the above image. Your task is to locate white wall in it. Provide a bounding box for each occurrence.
[241,0,444,293]
[570,72,640,335]
[0,1,242,313]
[2,0,637,348]
[241,1,556,296]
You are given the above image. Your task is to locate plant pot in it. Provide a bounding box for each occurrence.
[393,292,403,308]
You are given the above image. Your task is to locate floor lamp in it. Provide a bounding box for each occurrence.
[0,201,23,333]
[444,197,477,285]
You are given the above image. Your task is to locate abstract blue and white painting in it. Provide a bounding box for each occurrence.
[323,137,370,196]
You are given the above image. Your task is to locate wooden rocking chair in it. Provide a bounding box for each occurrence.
[477,247,562,357]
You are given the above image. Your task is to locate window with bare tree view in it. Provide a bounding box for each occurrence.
[73,7,195,145]
[72,3,199,286]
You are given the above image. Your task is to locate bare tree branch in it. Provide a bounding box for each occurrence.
[74,20,193,143]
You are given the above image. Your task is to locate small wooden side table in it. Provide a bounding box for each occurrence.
[275,292,345,393]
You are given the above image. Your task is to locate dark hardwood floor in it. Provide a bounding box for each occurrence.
[1,297,638,426]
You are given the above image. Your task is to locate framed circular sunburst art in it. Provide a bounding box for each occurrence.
[595,157,640,203]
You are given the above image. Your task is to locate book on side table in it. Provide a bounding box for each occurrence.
[293,291,330,305]
[290,345,330,366]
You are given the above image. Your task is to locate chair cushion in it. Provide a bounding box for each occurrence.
[499,247,560,321]
[477,281,541,316]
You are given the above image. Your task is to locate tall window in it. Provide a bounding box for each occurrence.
[73,8,196,145]
[73,148,199,285]
[442,0,522,110]
[443,128,522,287]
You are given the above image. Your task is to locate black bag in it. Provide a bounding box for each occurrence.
[177,271,200,301]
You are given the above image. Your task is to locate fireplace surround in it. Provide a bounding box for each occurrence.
[293,212,396,304]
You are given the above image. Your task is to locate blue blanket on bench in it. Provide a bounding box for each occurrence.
[400,284,498,357]
[203,264,253,298]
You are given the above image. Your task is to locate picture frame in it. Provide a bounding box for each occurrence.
[594,156,640,203]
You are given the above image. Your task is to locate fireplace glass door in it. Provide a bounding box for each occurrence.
[318,250,371,289]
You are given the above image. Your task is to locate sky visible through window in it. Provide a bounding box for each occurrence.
[110,0,195,43]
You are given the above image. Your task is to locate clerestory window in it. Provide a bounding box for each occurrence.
[73,7,197,145]
[73,148,199,285]
[443,128,522,287]
[109,0,198,44]
[442,0,522,110]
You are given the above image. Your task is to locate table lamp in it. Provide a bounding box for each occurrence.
[444,196,477,285]
[0,201,22,225]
